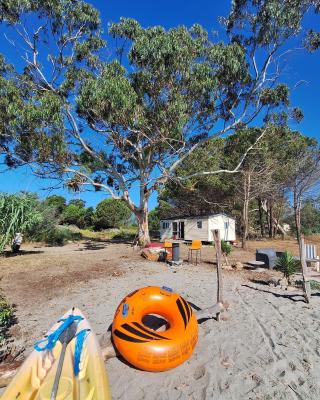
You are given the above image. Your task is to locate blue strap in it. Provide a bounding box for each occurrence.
[34,315,83,352]
[74,329,90,376]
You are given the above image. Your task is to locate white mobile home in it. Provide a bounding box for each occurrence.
[160,214,236,242]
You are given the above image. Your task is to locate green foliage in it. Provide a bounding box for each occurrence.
[94,199,131,230]
[112,229,137,241]
[0,295,14,342]
[225,0,315,46]
[276,251,299,281]
[285,197,320,236]
[43,195,67,214]
[0,296,14,327]
[160,139,233,216]
[68,199,86,208]
[148,209,161,232]
[0,193,42,253]
[310,280,320,291]
[27,201,61,242]
[221,240,232,256]
[62,203,92,228]
[300,199,320,235]
[79,226,136,241]
[39,226,82,246]
[0,0,104,168]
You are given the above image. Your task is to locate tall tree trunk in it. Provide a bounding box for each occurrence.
[261,200,286,238]
[268,198,274,238]
[242,172,251,249]
[293,189,302,246]
[136,211,150,247]
[135,190,150,247]
[258,198,265,237]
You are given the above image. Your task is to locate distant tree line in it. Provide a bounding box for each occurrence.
[0,192,132,251]
[43,195,132,230]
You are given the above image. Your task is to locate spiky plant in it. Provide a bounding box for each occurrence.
[276,251,299,284]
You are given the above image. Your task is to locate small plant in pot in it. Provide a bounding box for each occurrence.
[275,251,299,285]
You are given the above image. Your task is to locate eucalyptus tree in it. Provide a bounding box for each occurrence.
[0,1,316,245]
[280,134,320,245]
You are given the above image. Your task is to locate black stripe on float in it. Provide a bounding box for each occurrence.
[127,289,139,298]
[132,322,170,340]
[113,329,148,343]
[176,298,187,329]
[181,297,191,321]
[121,323,161,341]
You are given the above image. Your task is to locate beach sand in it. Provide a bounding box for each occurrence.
[1,241,320,399]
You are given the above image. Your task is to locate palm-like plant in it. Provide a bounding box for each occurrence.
[276,251,299,284]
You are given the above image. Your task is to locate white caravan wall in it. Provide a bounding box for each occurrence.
[160,220,173,240]
[184,217,209,241]
[208,215,236,242]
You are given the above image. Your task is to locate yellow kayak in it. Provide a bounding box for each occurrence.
[1,308,111,400]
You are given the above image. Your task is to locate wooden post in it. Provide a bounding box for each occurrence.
[213,229,223,320]
[300,236,311,303]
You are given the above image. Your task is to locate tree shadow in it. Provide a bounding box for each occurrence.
[250,278,275,286]
[76,240,107,251]
[80,235,136,246]
[3,250,44,257]
[241,284,306,303]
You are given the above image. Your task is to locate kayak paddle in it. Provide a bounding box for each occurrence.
[50,320,78,400]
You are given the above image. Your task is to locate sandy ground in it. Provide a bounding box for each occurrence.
[1,239,320,399]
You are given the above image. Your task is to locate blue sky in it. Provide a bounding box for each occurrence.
[0,0,320,209]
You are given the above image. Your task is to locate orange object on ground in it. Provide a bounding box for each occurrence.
[188,240,202,264]
[112,286,198,372]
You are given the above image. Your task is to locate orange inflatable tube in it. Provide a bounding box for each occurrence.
[112,286,198,372]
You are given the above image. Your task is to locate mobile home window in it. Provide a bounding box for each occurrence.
[197,220,202,229]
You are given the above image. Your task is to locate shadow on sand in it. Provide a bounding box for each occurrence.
[241,283,307,303]
[76,240,107,251]
[3,250,44,257]
[75,235,136,252]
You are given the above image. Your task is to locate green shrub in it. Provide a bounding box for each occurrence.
[62,204,88,228]
[113,229,137,241]
[310,280,320,291]
[93,199,131,230]
[276,251,299,283]
[40,227,82,246]
[0,296,14,342]
[221,240,232,256]
[43,195,66,214]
